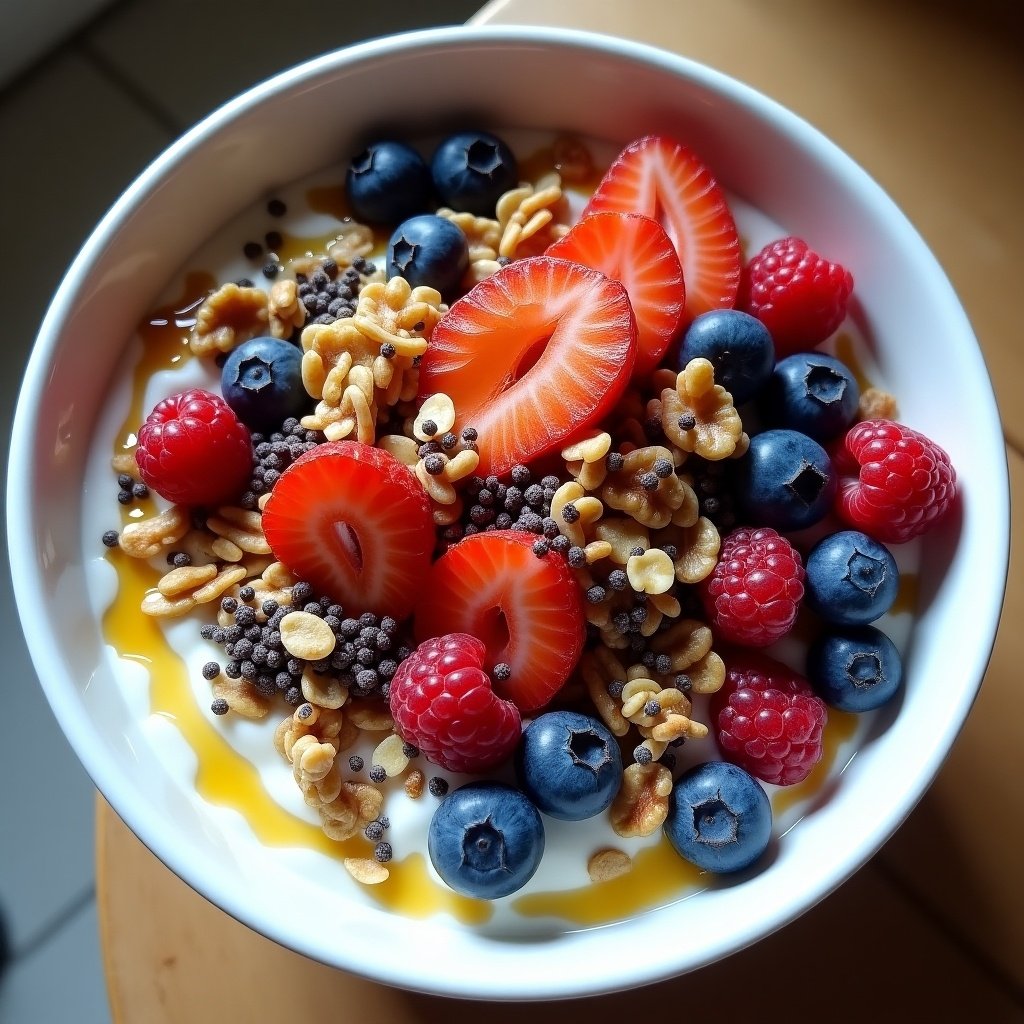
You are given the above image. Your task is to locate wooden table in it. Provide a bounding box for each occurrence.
[99,1,1024,1019]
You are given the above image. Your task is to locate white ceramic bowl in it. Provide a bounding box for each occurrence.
[7,26,1009,1000]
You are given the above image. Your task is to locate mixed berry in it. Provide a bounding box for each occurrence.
[104,127,959,904]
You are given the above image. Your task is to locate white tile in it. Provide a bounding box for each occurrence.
[84,0,484,128]
[0,49,172,952]
[0,897,110,1024]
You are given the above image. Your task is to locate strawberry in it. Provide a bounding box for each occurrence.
[417,256,636,478]
[547,211,686,377]
[414,530,585,713]
[261,440,434,620]
[584,135,741,325]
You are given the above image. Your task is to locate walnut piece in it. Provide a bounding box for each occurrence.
[600,445,697,530]
[190,283,269,356]
[268,279,304,339]
[661,358,745,460]
[610,763,673,838]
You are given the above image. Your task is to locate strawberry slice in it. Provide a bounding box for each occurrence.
[261,440,434,620]
[547,211,685,377]
[418,255,636,478]
[414,530,585,713]
[584,135,741,324]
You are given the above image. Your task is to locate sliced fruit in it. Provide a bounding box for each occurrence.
[584,134,741,324]
[417,256,636,478]
[414,530,586,713]
[547,211,685,377]
[261,440,434,619]
[548,209,684,378]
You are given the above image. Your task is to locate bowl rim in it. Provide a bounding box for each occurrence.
[6,23,1011,1000]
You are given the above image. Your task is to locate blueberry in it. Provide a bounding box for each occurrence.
[737,428,837,531]
[345,140,431,224]
[677,310,774,404]
[515,711,622,821]
[427,781,544,899]
[807,624,903,712]
[221,336,309,432]
[664,761,772,873]
[430,130,518,217]
[804,530,899,624]
[763,352,860,440]
[387,214,468,298]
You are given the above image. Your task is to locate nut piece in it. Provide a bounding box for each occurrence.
[661,358,744,460]
[859,386,898,421]
[625,549,676,595]
[353,277,444,358]
[414,392,456,440]
[346,699,394,733]
[279,611,337,661]
[190,283,269,356]
[610,763,673,838]
[118,504,190,559]
[495,173,567,259]
[268,278,305,339]
[404,769,425,799]
[344,857,390,884]
[552,134,595,184]
[587,847,632,883]
[601,445,695,530]
[372,732,410,778]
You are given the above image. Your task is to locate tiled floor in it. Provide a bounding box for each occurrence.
[0,1,481,1021]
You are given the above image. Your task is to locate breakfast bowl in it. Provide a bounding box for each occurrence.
[7,25,1009,1000]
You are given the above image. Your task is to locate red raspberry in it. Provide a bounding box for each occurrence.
[389,634,522,773]
[740,235,854,356]
[700,527,805,647]
[135,388,252,507]
[833,419,957,544]
[711,651,828,786]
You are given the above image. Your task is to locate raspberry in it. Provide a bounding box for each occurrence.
[388,634,522,773]
[833,419,957,544]
[700,527,805,647]
[135,388,252,506]
[711,651,828,786]
[740,235,853,356]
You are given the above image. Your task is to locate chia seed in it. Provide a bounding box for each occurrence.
[201,661,220,681]
[633,745,653,765]
[348,755,364,772]
[428,777,449,797]
[364,820,385,842]
[211,698,230,716]
[374,842,393,863]
[369,764,387,784]
[101,530,119,548]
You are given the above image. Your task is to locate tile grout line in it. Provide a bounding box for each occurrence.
[74,37,185,135]
[9,886,96,966]
[871,857,1024,1006]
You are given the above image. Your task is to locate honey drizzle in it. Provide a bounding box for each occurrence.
[772,709,859,817]
[514,837,705,924]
